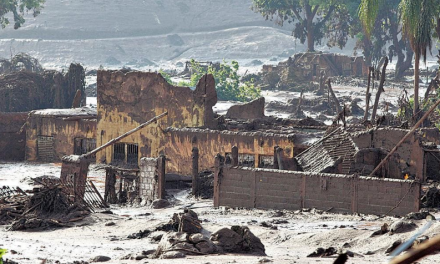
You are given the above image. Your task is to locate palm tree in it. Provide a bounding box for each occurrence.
[359,0,439,118]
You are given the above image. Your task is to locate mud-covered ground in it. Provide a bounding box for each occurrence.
[1,162,440,264]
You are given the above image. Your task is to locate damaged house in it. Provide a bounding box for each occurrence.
[0,54,88,161]
[295,127,440,180]
[95,71,320,175]
[25,108,97,162]
[262,52,367,88]
[95,70,326,204]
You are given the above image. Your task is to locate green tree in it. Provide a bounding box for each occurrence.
[0,248,7,264]
[0,0,45,29]
[359,0,439,117]
[353,0,413,78]
[251,0,354,52]
[160,60,261,102]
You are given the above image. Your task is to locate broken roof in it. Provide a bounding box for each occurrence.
[295,127,358,174]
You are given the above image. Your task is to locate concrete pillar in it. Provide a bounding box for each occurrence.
[273,146,279,170]
[231,146,238,166]
[192,147,199,197]
[276,147,284,170]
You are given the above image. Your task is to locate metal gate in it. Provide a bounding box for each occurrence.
[37,136,55,161]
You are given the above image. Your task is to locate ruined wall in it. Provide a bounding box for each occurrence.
[0,112,28,161]
[226,97,265,120]
[96,71,217,166]
[351,148,403,179]
[164,128,298,176]
[351,128,425,179]
[26,109,97,162]
[139,158,159,202]
[0,64,85,112]
[215,167,420,216]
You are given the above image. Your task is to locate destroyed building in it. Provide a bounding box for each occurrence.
[262,52,367,88]
[25,108,97,162]
[0,55,86,112]
[96,71,320,176]
[295,127,440,180]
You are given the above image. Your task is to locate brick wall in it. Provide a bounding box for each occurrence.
[215,167,420,216]
[139,157,159,202]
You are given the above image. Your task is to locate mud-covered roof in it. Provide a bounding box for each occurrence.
[295,127,358,174]
[31,107,97,117]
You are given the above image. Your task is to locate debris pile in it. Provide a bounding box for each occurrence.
[198,170,214,199]
[152,209,265,259]
[0,184,90,230]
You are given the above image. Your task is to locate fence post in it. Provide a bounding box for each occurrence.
[157,155,166,199]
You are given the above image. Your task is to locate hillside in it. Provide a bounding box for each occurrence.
[0,0,311,69]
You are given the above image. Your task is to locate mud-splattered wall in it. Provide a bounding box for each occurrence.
[0,112,28,161]
[216,166,420,216]
[164,128,301,175]
[0,64,86,112]
[96,71,217,166]
[351,128,433,180]
[26,108,97,162]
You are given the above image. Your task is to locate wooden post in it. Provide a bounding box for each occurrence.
[296,89,304,117]
[213,154,224,207]
[326,78,341,114]
[371,56,388,123]
[192,147,199,197]
[104,168,117,204]
[231,146,238,166]
[157,155,166,199]
[364,66,374,121]
[369,96,440,178]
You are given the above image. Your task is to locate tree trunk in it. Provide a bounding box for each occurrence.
[305,4,315,52]
[395,48,414,80]
[414,52,420,117]
[307,24,314,52]
[364,67,374,121]
[371,57,388,122]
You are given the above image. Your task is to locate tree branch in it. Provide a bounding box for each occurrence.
[312,5,319,18]
[292,7,303,23]
[316,5,335,28]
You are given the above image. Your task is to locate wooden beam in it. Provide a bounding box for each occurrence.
[369,97,440,178]
[83,111,168,158]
